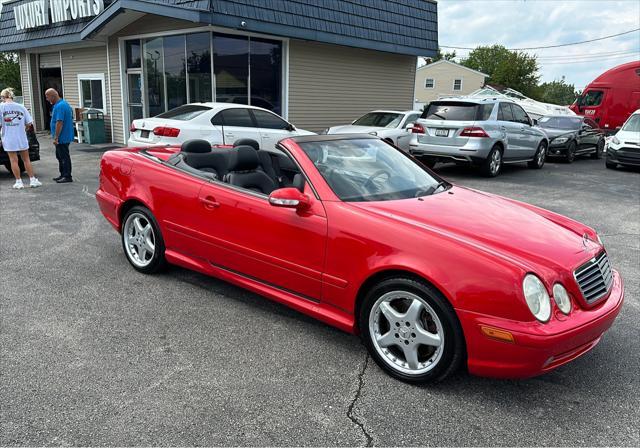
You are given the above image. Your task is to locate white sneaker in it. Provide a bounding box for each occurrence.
[12,180,24,189]
[30,177,42,188]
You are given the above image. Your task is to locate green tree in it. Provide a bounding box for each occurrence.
[536,78,578,105]
[423,48,457,65]
[0,52,22,95]
[461,45,539,97]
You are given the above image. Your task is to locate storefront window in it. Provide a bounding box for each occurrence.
[80,78,104,110]
[213,33,249,104]
[164,35,187,110]
[144,37,165,116]
[186,33,212,103]
[126,40,141,69]
[250,38,282,114]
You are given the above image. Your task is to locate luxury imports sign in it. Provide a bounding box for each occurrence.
[14,0,105,31]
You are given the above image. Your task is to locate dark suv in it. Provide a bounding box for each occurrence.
[0,126,40,172]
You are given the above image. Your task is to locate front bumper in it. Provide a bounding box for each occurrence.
[607,147,640,167]
[409,139,494,164]
[457,270,624,379]
[548,142,569,156]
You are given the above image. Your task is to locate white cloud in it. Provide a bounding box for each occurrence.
[437,0,640,90]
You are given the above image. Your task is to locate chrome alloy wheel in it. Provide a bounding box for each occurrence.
[123,212,156,268]
[369,291,444,375]
[489,149,502,175]
[537,144,546,166]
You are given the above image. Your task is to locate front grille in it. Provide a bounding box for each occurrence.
[574,251,613,303]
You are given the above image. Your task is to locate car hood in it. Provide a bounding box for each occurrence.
[328,125,388,134]
[614,130,640,144]
[351,186,599,272]
[538,128,576,139]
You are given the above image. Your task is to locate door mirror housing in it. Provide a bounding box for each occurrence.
[268,187,311,210]
[286,123,296,132]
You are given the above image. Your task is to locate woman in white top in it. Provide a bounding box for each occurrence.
[0,88,41,189]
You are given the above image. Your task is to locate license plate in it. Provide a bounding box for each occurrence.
[435,128,449,137]
[140,130,150,138]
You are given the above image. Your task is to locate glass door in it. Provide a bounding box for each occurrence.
[127,71,144,122]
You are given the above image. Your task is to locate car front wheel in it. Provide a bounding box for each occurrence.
[121,206,166,274]
[565,141,576,163]
[592,139,604,159]
[359,277,465,384]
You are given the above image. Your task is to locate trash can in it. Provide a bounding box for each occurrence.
[82,109,106,144]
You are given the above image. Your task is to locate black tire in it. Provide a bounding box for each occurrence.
[605,159,617,169]
[359,277,465,384]
[121,206,166,274]
[565,141,576,163]
[591,139,604,159]
[528,141,547,169]
[480,145,502,177]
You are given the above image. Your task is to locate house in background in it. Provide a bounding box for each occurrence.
[414,60,488,110]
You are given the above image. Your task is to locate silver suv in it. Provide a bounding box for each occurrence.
[408,99,549,177]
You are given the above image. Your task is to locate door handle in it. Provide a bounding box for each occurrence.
[200,196,220,209]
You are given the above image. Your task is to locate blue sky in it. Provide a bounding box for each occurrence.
[437,0,640,90]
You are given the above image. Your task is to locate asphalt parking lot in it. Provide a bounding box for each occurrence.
[1,136,639,446]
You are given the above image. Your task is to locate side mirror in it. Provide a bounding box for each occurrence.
[268,187,310,210]
[286,123,296,132]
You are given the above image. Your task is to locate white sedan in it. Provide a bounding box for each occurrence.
[321,110,422,151]
[128,103,314,150]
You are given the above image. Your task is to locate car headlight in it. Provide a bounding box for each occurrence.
[553,137,569,144]
[523,274,551,322]
[552,283,572,314]
[611,136,620,145]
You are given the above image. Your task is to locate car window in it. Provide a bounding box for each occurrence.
[621,114,640,132]
[251,109,289,130]
[511,105,530,124]
[298,138,444,202]
[584,118,598,129]
[156,105,212,121]
[480,104,494,121]
[212,108,255,127]
[580,90,604,107]
[353,113,403,128]
[404,113,420,126]
[421,102,480,121]
[498,103,515,122]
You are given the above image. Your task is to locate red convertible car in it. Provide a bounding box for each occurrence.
[96,135,624,383]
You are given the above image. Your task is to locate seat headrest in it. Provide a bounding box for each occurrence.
[233,138,260,151]
[229,146,260,171]
[181,139,211,153]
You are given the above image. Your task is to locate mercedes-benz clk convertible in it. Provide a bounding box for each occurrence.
[96,134,624,383]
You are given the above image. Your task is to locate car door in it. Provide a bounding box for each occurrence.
[250,109,297,151]
[497,102,523,159]
[396,113,420,150]
[510,104,539,157]
[193,175,328,300]
[211,107,262,146]
[578,118,600,153]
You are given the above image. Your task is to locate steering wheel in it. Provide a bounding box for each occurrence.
[363,169,392,192]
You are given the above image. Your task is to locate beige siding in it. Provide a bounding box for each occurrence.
[288,40,416,132]
[39,52,61,68]
[18,51,32,113]
[61,46,112,142]
[108,37,124,144]
[415,62,487,103]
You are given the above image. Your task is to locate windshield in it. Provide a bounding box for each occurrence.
[621,114,640,132]
[422,102,481,121]
[353,113,403,128]
[299,138,446,202]
[156,105,211,120]
[538,116,582,130]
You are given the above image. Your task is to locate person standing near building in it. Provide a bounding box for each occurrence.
[45,88,74,183]
[0,88,42,189]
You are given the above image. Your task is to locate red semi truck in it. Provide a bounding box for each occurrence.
[571,61,640,134]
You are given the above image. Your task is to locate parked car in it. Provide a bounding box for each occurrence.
[570,61,640,134]
[409,99,549,177]
[97,134,623,384]
[536,115,605,163]
[320,110,421,151]
[0,125,40,172]
[606,109,640,169]
[128,103,314,150]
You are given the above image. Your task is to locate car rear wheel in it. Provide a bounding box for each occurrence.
[359,277,465,384]
[481,145,502,177]
[417,156,436,168]
[121,206,166,274]
[605,159,617,169]
[591,139,604,159]
[528,141,547,169]
[565,141,576,163]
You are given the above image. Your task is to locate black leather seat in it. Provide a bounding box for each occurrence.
[172,139,233,180]
[233,138,280,185]
[224,146,278,195]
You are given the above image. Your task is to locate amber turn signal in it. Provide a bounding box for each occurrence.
[480,326,515,343]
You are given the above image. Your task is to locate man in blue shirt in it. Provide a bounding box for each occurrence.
[45,88,74,183]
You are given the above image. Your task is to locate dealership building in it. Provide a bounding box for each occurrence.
[0,0,437,144]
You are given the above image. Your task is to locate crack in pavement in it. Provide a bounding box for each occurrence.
[347,353,373,447]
